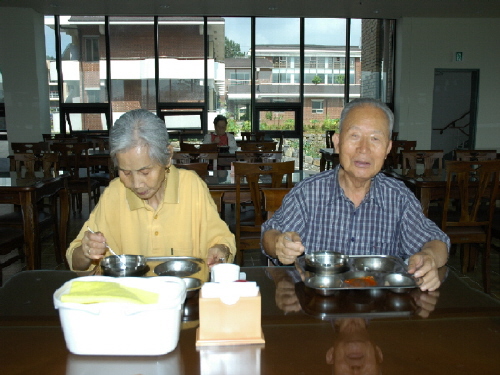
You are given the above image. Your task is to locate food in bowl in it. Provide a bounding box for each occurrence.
[344,275,377,287]
[154,257,204,277]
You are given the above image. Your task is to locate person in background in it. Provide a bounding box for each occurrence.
[204,115,237,153]
[261,98,449,292]
[67,109,235,272]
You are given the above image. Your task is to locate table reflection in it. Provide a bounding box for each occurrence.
[198,345,263,375]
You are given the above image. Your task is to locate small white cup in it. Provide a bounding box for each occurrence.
[211,263,240,283]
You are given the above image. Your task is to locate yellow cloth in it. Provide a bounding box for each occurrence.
[60,281,159,304]
[67,166,236,271]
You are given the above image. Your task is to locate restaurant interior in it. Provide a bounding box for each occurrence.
[1,1,500,374]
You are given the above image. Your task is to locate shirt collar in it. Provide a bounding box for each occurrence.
[125,165,180,210]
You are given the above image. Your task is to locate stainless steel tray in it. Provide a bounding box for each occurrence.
[296,255,418,295]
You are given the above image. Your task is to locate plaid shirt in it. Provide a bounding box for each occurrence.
[261,165,450,263]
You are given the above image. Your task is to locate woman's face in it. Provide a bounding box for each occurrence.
[214,120,227,136]
[116,145,167,201]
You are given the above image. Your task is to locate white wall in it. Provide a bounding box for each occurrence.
[0,8,50,148]
[395,18,500,151]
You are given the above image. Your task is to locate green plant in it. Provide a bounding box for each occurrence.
[312,75,322,84]
[322,118,340,132]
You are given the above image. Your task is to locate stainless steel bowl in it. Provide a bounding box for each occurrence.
[154,257,204,277]
[183,277,202,299]
[384,273,416,293]
[305,251,349,275]
[352,256,404,273]
[304,275,343,296]
[101,255,148,277]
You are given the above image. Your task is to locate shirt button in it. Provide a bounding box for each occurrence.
[154,215,158,219]
[351,237,355,242]
[155,231,159,236]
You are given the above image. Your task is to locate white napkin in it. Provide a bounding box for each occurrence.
[201,281,259,305]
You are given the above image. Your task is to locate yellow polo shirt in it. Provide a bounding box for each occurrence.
[66,165,235,271]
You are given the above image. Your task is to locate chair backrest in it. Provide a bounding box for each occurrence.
[262,187,292,219]
[235,151,283,163]
[51,142,92,181]
[11,142,47,155]
[239,141,277,152]
[209,190,225,215]
[13,153,37,175]
[175,162,209,177]
[241,131,265,141]
[402,150,444,171]
[41,152,60,177]
[173,151,218,170]
[387,140,417,169]
[180,142,218,152]
[442,160,500,228]
[325,130,336,148]
[455,150,497,162]
[234,161,295,227]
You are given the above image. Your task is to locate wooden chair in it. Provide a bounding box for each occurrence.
[235,151,283,163]
[401,150,444,172]
[233,161,295,265]
[262,187,292,219]
[51,142,101,215]
[173,151,218,170]
[175,162,209,177]
[324,130,337,170]
[239,141,277,152]
[209,190,225,218]
[0,226,24,286]
[241,131,265,141]
[13,153,37,175]
[441,160,500,293]
[454,150,497,161]
[180,142,218,152]
[386,140,417,169]
[11,141,48,155]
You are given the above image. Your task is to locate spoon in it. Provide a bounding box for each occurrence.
[87,227,124,262]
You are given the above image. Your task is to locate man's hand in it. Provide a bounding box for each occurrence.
[274,231,305,265]
[407,240,448,292]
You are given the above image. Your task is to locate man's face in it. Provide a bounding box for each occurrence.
[333,105,392,184]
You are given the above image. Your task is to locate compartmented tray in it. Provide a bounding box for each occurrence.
[296,254,418,295]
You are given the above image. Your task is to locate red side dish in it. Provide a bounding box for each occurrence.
[344,275,377,287]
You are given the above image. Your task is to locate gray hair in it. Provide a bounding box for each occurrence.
[110,109,171,167]
[339,98,394,135]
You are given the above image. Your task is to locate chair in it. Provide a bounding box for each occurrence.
[180,142,218,152]
[401,150,444,172]
[441,160,500,293]
[51,142,101,215]
[175,162,209,177]
[386,140,417,169]
[324,130,336,170]
[235,151,283,163]
[173,151,218,170]
[455,150,497,161]
[233,161,295,265]
[239,141,277,152]
[11,141,48,155]
[0,226,24,286]
[241,131,265,141]
[13,153,37,175]
[209,190,225,218]
[262,187,292,219]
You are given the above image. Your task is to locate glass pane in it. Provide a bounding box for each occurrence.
[67,113,107,132]
[109,16,155,120]
[255,18,300,103]
[357,18,382,101]
[45,16,59,133]
[304,18,345,171]
[0,70,4,134]
[259,110,296,131]
[223,17,251,137]
[158,17,206,105]
[59,16,108,106]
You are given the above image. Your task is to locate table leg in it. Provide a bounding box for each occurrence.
[320,155,326,172]
[417,188,431,217]
[58,188,70,269]
[19,192,40,270]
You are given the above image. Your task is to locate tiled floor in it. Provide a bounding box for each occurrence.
[1,192,499,301]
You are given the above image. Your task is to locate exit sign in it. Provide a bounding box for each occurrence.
[455,52,463,62]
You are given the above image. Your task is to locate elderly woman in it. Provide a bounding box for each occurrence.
[203,115,237,153]
[67,109,235,271]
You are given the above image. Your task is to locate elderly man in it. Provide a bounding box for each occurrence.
[261,98,449,291]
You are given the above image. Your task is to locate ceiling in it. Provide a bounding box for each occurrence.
[1,0,499,19]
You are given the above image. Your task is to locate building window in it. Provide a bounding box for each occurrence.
[312,100,324,114]
[230,72,250,85]
[84,37,99,62]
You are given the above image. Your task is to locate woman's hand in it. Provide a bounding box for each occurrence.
[207,244,231,268]
[81,229,108,260]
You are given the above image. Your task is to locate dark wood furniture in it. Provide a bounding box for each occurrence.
[441,160,500,293]
[386,140,417,169]
[235,151,283,163]
[401,149,444,172]
[175,162,209,177]
[180,142,218,152]
[319,148,339,172]
[1,268,500,374]
[0,226,24,286]
[454,149,497,161]
[239,141,277,152]
[262,187,292,219]
[0,171,69,270]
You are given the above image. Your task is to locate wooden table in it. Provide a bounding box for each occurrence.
[1,267,499,374]
[319,148,339,172]
[0,171,69,269]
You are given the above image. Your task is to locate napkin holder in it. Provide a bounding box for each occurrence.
[196,289,265,346]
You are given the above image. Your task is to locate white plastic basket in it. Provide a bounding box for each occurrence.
[54,276,186,356]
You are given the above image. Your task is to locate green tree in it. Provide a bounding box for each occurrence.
[312,75,322,84]
[225,37,245,58]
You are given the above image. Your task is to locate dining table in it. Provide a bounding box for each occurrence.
[1,265,499,374]
[0,170,69,270]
